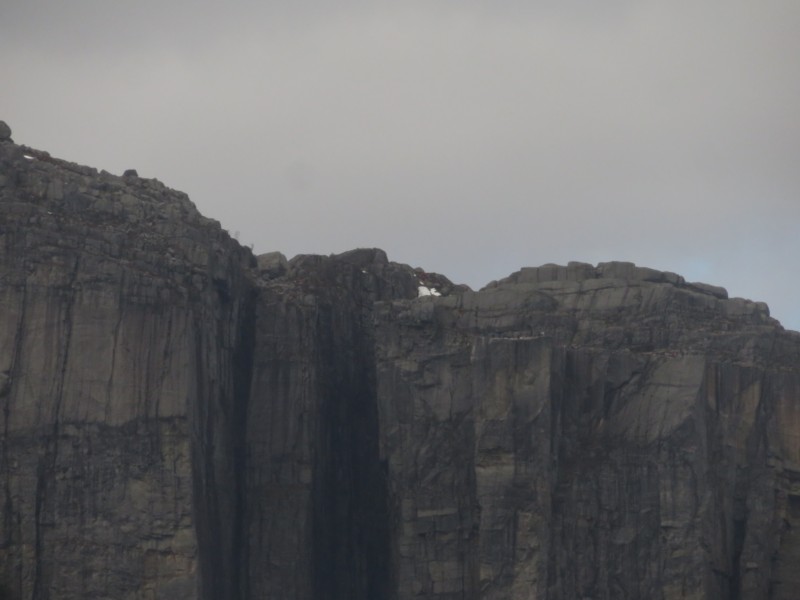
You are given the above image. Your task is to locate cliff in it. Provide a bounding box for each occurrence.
[0,125,255,599]
[1,123,799,599]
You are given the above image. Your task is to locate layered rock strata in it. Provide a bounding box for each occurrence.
[1,123,800,599]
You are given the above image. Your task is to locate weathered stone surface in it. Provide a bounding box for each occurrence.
[373,277,800,599]
[1,127,800,599]
[241,255,800,600]
[255,251,288,279]
[245,248,423,599]
[0,135,256,600]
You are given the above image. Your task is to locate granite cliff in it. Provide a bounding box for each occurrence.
[1,122,799,599]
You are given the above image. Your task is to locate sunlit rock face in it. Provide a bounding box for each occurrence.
[2,124,800,600]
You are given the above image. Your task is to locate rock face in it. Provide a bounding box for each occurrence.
[2,130,800,599]
[0,136,256,599]
[375,264,800,599]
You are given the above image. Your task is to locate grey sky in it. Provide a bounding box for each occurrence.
[3,1,799,330]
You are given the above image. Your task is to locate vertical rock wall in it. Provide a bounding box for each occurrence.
[244,250,418,599]
[373,267,800,600]
[0,139,255,599]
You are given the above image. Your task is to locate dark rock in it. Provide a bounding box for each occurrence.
[337,246,388,266]
[256,250,288,278]
[688,280,729,299]
[0,121,11,142]
[372,272,800,599]
[0,138,255,600]
[123,168,138,177]
[2,138,800,600]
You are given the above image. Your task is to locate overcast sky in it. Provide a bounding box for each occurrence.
[3,1,799,330]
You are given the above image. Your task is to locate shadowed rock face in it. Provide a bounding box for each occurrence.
[1,127,800,599]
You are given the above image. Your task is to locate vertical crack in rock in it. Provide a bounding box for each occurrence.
[1,279,26,600]
[309,293,390,600]
[232,288,257,600]
[33,253,80,600]
[189,277,257,600]
[104,272,125,422]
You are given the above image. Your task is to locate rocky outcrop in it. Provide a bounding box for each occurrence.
[1,123,800,599]
[0,125,256,599]
[375,263,800,599]
[0,122,12,143]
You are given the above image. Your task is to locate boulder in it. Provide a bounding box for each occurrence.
[0,121,12,142]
